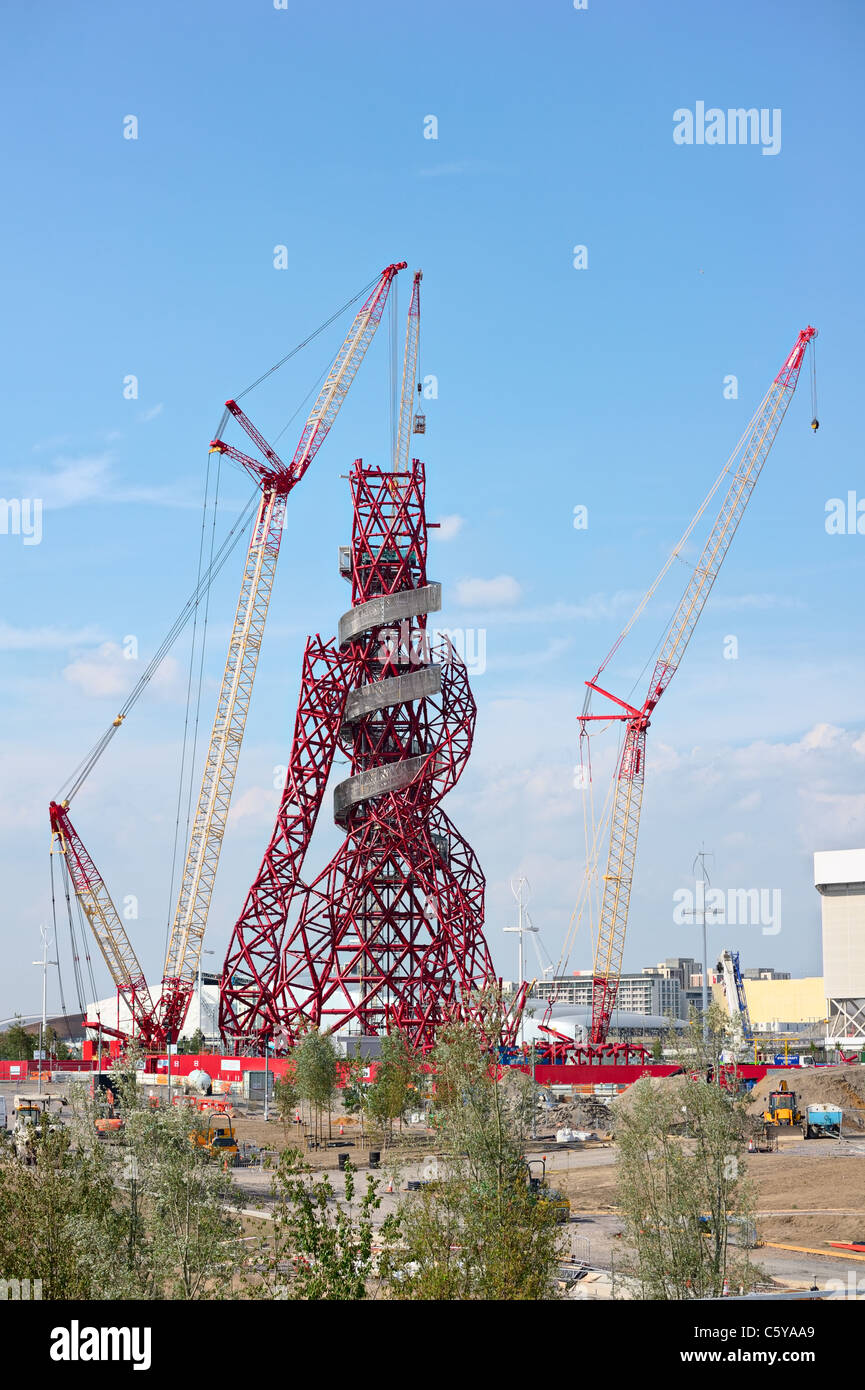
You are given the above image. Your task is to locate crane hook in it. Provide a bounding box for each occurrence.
[811,418,819,431]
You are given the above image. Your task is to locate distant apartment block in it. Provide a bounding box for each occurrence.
[533,969,686,1019]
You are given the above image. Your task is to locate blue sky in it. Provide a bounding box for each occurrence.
[1,0,863,1022]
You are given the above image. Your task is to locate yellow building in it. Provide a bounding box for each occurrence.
[711,976,825,1034]
[742,976,825,1033]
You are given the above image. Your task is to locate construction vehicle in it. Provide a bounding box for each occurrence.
[525,1158,571,1224]
[94,1099,124,1136]
[11,1094,66,1161]
[191,1113,239,1160]
[762,1080,804,1135]
[90,1072,124,1136]
[717,949,753,1047]
[805,1104,842,1140]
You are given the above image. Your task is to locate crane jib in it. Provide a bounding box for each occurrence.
[583,327,817,1048]
[50,262,406,1051]
[156,262,406,1044]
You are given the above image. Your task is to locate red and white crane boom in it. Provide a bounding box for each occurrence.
[50,262,405,1049]
[581,327,817,1045]
[157,261,406,1041]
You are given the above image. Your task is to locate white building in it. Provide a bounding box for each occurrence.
[532,970,686,1020]
[815,848,865,1046]
[85,981,220,1046]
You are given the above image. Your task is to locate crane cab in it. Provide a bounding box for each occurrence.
[413,379,426,435]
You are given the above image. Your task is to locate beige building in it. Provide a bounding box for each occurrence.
[815,848,865,1045]
[740,976,825,1036]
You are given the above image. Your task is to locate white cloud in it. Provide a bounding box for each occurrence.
[0,621,104,651]
[228,786,278,827]
[432,514,464,542]
[451,592,641,626]
[711,592,804,612]
[487,635,573,673]
[30,453,114,508]
[147,655,183,699]
[455,575,522,607]
[800,723,844,751]
[853,732,865,757]
[14,452,195,510]
[31,434,72,454]
[62,642,135,698]
[139,403,164,423]
[61,644,183,702]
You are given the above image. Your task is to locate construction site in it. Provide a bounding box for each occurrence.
[2,260,863,1307]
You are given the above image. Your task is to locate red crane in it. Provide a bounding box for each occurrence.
[575,327,817,1047]
[50,263,405,1049]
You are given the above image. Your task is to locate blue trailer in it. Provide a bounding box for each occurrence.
[805,1104,842,1139]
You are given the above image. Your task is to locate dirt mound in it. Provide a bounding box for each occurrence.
[747,1065,865,1130]
[609,1071,691,1116]
[543,1095,613,1132]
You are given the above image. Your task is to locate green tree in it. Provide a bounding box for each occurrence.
[384,991,562,1300]
[366,1033,423,1147]
[340,1054,371,1144]
[294,1029,338,1145]
[254,1149,385,1300]
[43,1026,72,1061]
[0,1127,118,1298]
[614,1006,759,1299]
[0,1016,36,1060]
[178,1028,206,1056]
[68,1061,243,1300]
[273,1068,299,1142]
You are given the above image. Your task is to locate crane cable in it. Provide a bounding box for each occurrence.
[51,269,389,1023]
[583,401,772,711]
[389,278,399,468]
[58,269,385,806]
[49,852,81,1040]
[163,442,223,960]
[58,487,259,803]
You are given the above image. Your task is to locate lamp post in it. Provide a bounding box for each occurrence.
[684,846,722,1040]
[504,876,538,1047]
[32,927,57,1096]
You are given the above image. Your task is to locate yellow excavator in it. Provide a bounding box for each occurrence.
[762,1080,804,1136]
[190,1113,239,1161]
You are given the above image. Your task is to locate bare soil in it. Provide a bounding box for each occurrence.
[555,1140,865,1251]
[746,1064,865,1130]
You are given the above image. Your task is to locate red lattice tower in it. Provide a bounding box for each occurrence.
[220,458,502,1051]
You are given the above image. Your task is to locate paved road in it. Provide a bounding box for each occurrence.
[230,1153,865,1296]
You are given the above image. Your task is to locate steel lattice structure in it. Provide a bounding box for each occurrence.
[580,326,817,1045]
[220,457,503,1051]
